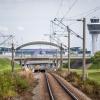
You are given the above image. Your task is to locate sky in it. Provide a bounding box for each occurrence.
[0,0,100,51]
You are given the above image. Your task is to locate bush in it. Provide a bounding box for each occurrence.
[65,72,100,99]
[0,70,32,99]
[0,71,17,99]
[62,60,76,68]
[90,51,100,69]
[15,75,29,93]
[63,63,68,68]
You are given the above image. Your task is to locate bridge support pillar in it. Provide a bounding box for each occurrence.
[19,60,22,66]
[56,59,59,69]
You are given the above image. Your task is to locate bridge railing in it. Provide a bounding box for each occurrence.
[14,54,91,59]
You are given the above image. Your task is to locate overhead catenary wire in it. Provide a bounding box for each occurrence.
[68,6,100,19]
[51,20,65,30]
[53,19,83,39]
[66,6,100,27]
[55,0,64,18]
[59,6,100,27]
[60,0,78,22]
[84,6,100,17]
[69,28,83,39]
[0,32,15,47]
[0,35,13,45]
[56,5,100,28]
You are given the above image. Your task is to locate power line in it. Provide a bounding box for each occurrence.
[55,0,64,17]
[85,7,100,17]
[67,6,100,26]
[0,35,13,45]
[51,20,65,30]
[60,0,78,22]
[53,19,83,40]
[70,28,83,39]
[69,6,100,19]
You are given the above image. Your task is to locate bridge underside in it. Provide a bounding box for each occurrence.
[14,56,90,61]
[14,56,90,67]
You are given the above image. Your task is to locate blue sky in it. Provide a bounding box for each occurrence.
[0,0,100,51]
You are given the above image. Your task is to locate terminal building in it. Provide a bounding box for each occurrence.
[0,47,91,57]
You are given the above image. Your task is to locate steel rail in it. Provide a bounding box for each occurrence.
[45,73,55,100]
[51,73,78,100]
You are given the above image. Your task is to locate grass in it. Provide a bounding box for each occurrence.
[71,69,100,84]
[89,63,100,69]
[0,71,30,99]
[0,57,36,99]
[0,58,20,71]
[57,68,100,100]
[61,68,100,84]
[88,72,100,84]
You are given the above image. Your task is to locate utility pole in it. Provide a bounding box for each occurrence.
[82,18,86,81]
[77,18,86,81]
[56,49,58,69]
[60,43,63,67]
[54,18,86,80]
[11,43,14,72]
[20,49,23,67]
[67,26,71,74]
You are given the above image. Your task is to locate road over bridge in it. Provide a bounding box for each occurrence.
[14,55,91,66]
[14,56,91,61]
[14,41,91,66]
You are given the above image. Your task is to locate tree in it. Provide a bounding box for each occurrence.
[91,51,100,68]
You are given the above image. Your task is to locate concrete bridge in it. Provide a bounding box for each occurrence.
[1,40,90,67]
[15,41,65,66]
[14,55,91,66]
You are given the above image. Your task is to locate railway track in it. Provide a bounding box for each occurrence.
[45,72,78,100]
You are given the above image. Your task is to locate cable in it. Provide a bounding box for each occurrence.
[60,0,78,22]
[69,6,100,19]
[67,6,100,26]
[51,20,65,30]
[0,35,13,45]
[85,7,100,17]
[53,19,83,40]
[55,0,64,17]
[69,28,83,39]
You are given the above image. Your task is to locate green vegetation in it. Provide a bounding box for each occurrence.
[56,70,100,100]
[66,72,100,100]
[90,51,100,69]
[57,51,100,99]
[62,63,68,68]
[62,51,100,84]
[0,58,37,99]
[0,71,29,99]
[0,58,20,71]
[88,72,100,84]
[75,69,100,84]
[62,60,76,68]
